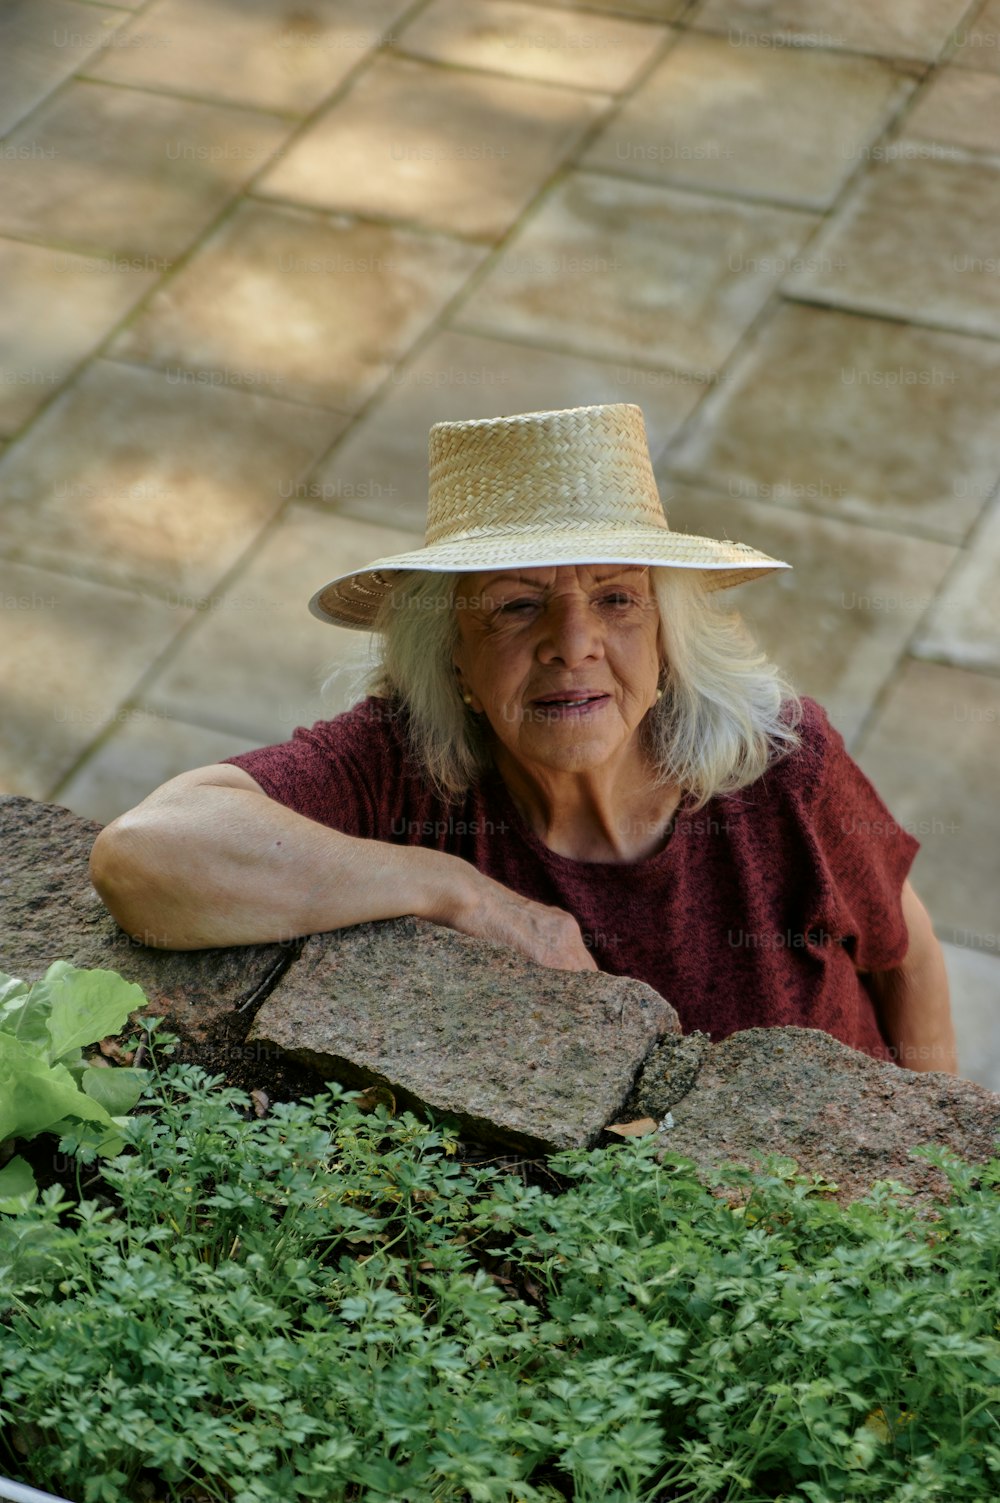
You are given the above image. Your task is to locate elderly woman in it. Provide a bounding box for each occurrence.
[90,404,958,1074]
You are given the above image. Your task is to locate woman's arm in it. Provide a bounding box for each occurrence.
[89,763,596,969]
[862,879,958,1074]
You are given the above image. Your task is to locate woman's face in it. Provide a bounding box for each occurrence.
[451,563,663,778]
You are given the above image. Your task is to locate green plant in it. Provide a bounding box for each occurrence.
[0,961,149,1208]
[0,1054,998,1503]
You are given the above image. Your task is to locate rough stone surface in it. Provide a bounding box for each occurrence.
[248,916,680,1154]
[626,1031,713,1120]
[0,795,294,1052]
[643,1026,1000,1210]
[4,795,1000,1204]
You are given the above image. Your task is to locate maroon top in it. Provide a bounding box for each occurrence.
[222,694,918,1063]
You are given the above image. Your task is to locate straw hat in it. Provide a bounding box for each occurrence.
[309,403,789,629]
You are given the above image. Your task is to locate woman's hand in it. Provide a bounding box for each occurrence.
[441,869,599,972]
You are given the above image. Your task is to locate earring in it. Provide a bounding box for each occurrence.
[655,687,663,701]
[462,692,474,706]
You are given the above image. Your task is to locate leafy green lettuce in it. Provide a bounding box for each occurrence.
[0,961,150,1208]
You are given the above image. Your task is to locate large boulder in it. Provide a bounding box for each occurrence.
[247,917,679,1154]
[0,794,297,1068]
[632,1026,1000,1209]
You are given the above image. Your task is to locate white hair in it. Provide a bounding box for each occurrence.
[323,567,803,811]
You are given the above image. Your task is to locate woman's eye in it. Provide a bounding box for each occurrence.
[498,600,538,615]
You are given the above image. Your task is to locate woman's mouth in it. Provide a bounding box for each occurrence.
[531,693,610,718]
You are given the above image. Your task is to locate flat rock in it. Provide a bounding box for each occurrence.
[0,794,294,1049]
[248,916,680,1153]
[644,1026,1000,1209]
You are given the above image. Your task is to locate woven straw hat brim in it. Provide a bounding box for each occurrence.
[308,402,792,630]
[309,530,790,630]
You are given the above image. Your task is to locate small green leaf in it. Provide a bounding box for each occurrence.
[0,1034,116,1142]
[40,962,148,1062]
[81,1065,148,1116]
[0,1155,38,1214]
[0,971,51,1051]
[0,972,31,1010]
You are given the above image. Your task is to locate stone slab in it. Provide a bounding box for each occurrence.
[84,0,412,115]
[457,170,817,374]
[142,508,423,745]
[396,0,669,93]
[55,712,262,827]
[0,560,189,801]
[949,1,1000,75]
[558,0,686,15]
[636,1026,1000,1209]
[0,81,291,261]
[693,0,969,62]
[912,489,1000,671]
[652,479,956,743]
[665,301,1000,541]
[782,149,1000,340]
[0,0,130,137]
[905,65,1000,154]
[255,53,609,243]
[852,660,1000,948]
[248,915,680,1153]
[941,941,1000,1092]
[584,32,911,210]
[0,360,338,599]
[0,795,293,1049]
[0,237,158,440]
[110,201,485,414]
[311,329,706,533]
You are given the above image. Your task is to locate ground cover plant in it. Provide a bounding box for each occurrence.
[0,1015,998,1503]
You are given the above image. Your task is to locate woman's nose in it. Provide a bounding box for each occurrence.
[536,594,604,663]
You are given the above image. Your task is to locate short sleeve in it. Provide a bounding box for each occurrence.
[218,696,403,838]
[795,698,920,973]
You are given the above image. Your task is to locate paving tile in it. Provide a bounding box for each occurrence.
[0,559,189,800]
[912,490,1000,670]
[0,238,157,439]
[904,66,1000,153]
[143,507,423,745]
[255,54,609,242]
[651,479,957,742]
[310,329,709,531]
[852,660,1000,947]
[110,202,485,414]
[666,302,1000,541]
[456,171,815,373]
[0,0,129,136]
[0,360,341,598]
[559,0,686,14]
[84,0,411,115]
[941,941,1000,1091]
[782,150,1000,340]
[0,81,291,260]
[584,32,911,209]
[949,0,1000,75]
[56,711,263,824]
[693,0,969,62]
[396,0,668,92]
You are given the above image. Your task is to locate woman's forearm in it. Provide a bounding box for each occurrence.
[89,779,478,951]
[867,937,958,1074]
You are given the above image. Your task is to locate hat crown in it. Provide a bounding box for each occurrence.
[425,403,668,546]
[308,402,790,629]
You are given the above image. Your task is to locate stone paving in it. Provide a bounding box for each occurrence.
[1,0,997,1088]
